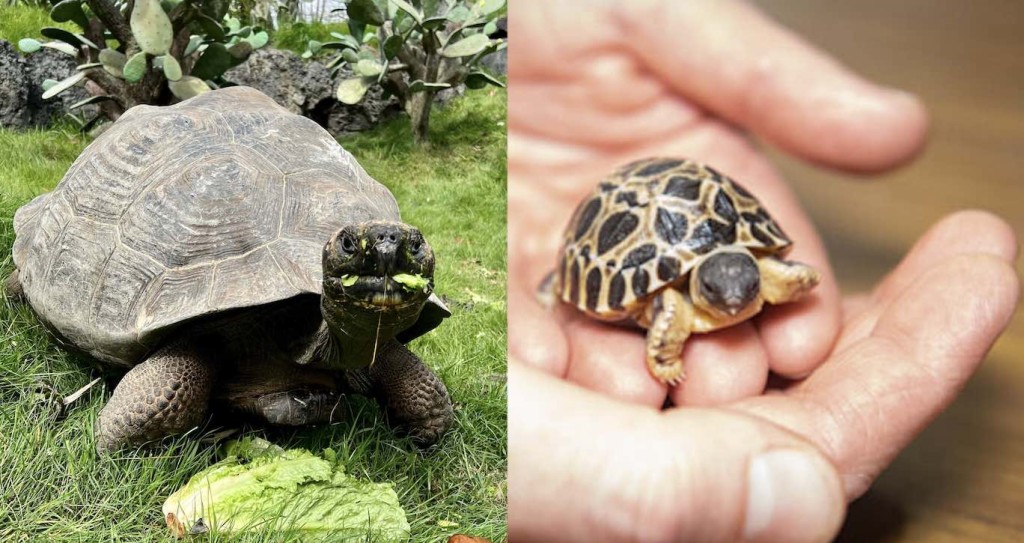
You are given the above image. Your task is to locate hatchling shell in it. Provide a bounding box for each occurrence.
[557,158,792,319]
[12,86,437,368]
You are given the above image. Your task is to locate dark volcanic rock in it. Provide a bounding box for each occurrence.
[23,47,95,126]
[224,47,333,115]
[225,47,402,137]
[0,41,29,128]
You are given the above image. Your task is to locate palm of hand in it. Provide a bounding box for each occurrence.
[510,44,841,407]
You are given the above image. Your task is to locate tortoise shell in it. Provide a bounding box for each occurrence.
[11,86,444,368]
[556,158,792,320]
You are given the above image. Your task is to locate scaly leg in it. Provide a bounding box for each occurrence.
[94,340,215,454]
[344,340,453,447]
[5,269,24,302]
[757,257,821,305]
[644,288,694,386]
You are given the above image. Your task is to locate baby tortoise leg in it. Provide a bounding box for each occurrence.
[757,256,821,304]
[344,340,453,447]
[644,288,694,386]
[94,340,215,454]
[5,269,24,302]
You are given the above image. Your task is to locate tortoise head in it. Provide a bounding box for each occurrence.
[690,249,760,318]
[321,221,435,337]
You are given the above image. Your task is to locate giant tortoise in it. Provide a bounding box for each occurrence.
[7,86,453,453]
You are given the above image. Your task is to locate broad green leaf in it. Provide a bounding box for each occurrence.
[41,71,85,100]
[184,36,202,56]
[336,76,373,104]
[123,51,148,83]
[41,41,79,56]
[169,76,211,99]
[342,49,360,63]
[190,43,231,80]
[68,95,116,110]
[161,55,182,81]
[245,30,269,49]
[130,0,174,55]
[99,49,127,78]
[408,79,450,93]
[17,38,42,53]
[465,70,505,89]
[41,28,97,49]
[196,14,226,41]
[50,0,90,30]
[355,59,382,77]
[41,79,58,91]
[421,16,448,31]
[347,0,386,25]
[389,0,422,24]
[383,34,403,59]
[441,33,489,57]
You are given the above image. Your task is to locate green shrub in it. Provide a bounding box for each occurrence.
[15,0,270,129]
[307,0,506,146]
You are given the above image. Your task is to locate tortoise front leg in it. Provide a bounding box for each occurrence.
[5,269,24,302]
[94,340,215,454]
[757,256,821,305]
[344,340,453,447]
[644,287,694,386]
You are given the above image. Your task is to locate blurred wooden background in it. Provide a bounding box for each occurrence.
[753,1,1024,541]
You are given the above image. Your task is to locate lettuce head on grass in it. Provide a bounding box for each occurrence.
[163,438,410,540]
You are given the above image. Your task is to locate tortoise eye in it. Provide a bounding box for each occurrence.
[340,235,356,254]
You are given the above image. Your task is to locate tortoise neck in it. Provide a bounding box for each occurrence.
[314,295,415,369]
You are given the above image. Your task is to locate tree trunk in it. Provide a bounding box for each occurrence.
[406,91,435,146]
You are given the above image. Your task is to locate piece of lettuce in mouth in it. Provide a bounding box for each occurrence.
[340,274,359,287]
[391,273,430,293]
[162,438,409,541]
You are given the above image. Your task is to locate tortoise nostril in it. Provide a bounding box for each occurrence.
[388,234,396,242]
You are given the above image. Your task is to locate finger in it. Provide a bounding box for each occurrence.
[509,362,845,543]
[837,210,1018,350]
[508,282,570,376]
[624,0,928,173]
[671,322,769,406]
[507,179,574,375]
[563,315,667,407]
[737,254,1020,498]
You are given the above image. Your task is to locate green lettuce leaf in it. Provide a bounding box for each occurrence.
[392,273,430,292]
[163,438,409,540]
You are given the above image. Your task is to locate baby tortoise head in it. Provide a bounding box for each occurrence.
[690,250,761,317]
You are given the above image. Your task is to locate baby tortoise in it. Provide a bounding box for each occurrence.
[540,158,820,384]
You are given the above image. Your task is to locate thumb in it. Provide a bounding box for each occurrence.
[509,362,845,543]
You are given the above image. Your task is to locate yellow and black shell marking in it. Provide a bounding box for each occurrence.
[556,158,792,320]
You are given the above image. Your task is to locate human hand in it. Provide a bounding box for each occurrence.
[509,211,1019,542]
[509,0,929,404]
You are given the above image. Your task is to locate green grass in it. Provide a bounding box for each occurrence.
[270,20,351,54]
[0,88,507,542]
[0,4,76,43]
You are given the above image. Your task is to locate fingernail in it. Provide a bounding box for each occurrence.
[744,449,842,542]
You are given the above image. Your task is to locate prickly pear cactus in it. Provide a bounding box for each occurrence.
[16,0,271,129]
[305,0,507,144]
